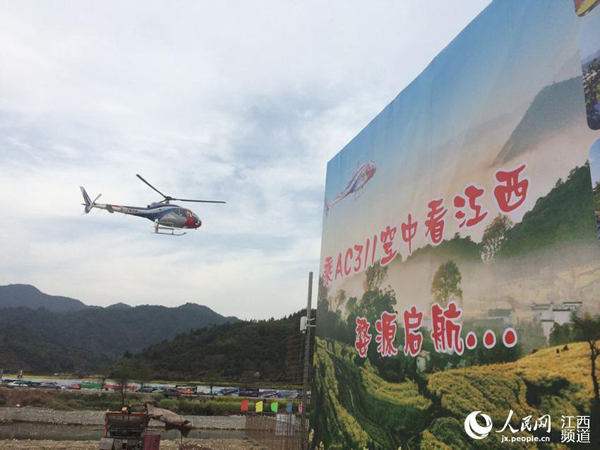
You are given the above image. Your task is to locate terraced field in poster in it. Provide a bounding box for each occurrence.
[312,338,594,449]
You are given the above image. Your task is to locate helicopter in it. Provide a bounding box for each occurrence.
[325,161,376,215]
[80,174,225,236]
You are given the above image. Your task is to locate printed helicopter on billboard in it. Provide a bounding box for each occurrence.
[80,174,225,236]
[325,161,377,215]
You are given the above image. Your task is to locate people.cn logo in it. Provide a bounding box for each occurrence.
[464,411,493,440]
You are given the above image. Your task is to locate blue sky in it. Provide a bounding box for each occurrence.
[0,0,491,319]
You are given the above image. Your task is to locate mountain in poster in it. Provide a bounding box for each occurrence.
[582,48,600,67]
[494,77,584,165]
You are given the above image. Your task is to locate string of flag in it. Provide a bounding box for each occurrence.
[240,400,298,413]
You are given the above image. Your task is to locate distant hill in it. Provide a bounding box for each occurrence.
[129,310,310,383]
[494,77,583,164]
[0,285,237,374]
[106,302,132,310]
[0,284,88,312]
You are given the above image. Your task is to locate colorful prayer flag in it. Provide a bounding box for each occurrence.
[241,400,249,412]
[255,401,263,413]
[271,402,279,413]
[286,402,293,414]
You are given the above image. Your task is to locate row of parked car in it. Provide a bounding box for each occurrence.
[199,387,302,399]
[1,379,305,400]
[0,379,81,390]
[134,385,302,399]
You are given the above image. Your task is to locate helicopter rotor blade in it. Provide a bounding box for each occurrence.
[136,174,225,204]
[172,198,226,204]
[136,174,170,200]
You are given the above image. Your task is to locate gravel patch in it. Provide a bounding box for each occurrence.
[0,408,246,430]
[0,438,259,449]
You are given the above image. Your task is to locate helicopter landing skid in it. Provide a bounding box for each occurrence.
[154,222,187,236]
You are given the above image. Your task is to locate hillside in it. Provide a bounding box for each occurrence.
[0,286,236,374]
[130,310,310,383]
[424,343,594,448]
[498,163,596,258]
[0,284,87,312]
[494,77,583,164]
[312,338,596,449]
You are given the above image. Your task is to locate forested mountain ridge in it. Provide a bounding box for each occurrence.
[129,310,310,383]
[0,285,237,374]
[0,284,87,312]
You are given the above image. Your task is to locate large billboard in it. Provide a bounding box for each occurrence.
[313,1,600,448]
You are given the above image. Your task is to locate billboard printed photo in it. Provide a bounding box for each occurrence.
[313,1,600,449]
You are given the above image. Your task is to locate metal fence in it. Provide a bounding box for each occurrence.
[285,332,315,384]
[248,275,315,449]
[245,413,307,450]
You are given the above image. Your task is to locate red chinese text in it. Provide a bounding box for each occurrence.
[403,306,423,357]
[494,164,528,212]
[380,226,398,265]
[323,256,333,287]
[453,184,488,228]
[430,301,464,355]
[354,317,372,358]
[401,213,418,255]
[375,311,399,357]
[425,199,447,245]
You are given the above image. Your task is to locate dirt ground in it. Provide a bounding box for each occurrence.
[0,439,260,449]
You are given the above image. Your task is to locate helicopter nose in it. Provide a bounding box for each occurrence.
[195,219,202,228]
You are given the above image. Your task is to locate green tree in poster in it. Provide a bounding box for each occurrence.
[363,261,387,292]
[431,261,462,307]
[334,290,347,312]
[356,262,397,326]
[316,277,348,344]
[549,322,573,346]
[481,214,513,262]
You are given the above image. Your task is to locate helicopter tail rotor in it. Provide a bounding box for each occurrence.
[80,186,101,214]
